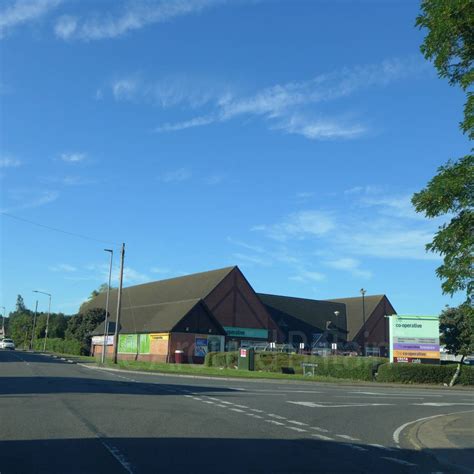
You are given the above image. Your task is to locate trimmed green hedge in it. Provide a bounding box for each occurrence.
[34,338,82,356]
[458,365,474,385]
[376,363,463,385]
[205,352,387,381]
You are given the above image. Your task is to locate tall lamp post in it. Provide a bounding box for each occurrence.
[360,288,367,356]
[30,300,38,350]
[333,310,340,355]
[102,249,114,364]
[0,306,5,337]
[33,290,52,352]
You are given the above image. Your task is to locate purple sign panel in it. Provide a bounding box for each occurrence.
[393,343,440,351]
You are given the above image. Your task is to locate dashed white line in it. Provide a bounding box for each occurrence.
[310,427,329,433]
[101,440,134,473]
[233,404,249,409]
[250,408,264,413]
[265,420,285,426]
[381,457,417,467]
[335,434,360,441]
[368,444,396,451]
[287,426,307,433]
[287,420,308,426]
[311,434,333,441]
[268,414,286,420]
[230,408,245,413]
[347,444,368,452]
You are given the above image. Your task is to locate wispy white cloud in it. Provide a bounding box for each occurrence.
[274,115,366,140]
[252,210,335,242]
[150,266,171,275]
[49,263,77,273]
[59,152,86,163]
[289,270,325,283]
[156,115,216,133]
[0,0,61,39]
[85,263,149,285]
[41,175,96,186]
[324,257,372,279]
[160,167,192,183]
[0,156,21,168]
[344,185,381,195]
[232,253,271,267]
[359,194,422,220]
[55,0,227,41]
[1,189,59,212]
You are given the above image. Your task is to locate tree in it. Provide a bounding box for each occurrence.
[66,308,106,355]
[88,283,113,300]
[15,294,26,313]
[413,0,474,302]
[440,303,474,361]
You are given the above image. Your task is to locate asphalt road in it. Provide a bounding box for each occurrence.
[1,350,473,473]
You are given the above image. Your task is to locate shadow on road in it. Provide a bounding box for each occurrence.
[0,376,236,396]
[0,436,470,474]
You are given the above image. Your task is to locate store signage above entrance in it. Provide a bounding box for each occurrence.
[223,326,268,339]
[389,315,440,364]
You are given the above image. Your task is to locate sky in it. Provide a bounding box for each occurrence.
[0,0,469,317]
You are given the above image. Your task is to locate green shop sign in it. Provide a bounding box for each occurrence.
[118,334,150,354]
[223,326,268,339]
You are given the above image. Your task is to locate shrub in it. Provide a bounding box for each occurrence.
[34,338,82,355]
[376,363,458,385]
[459,365,474,385]
[206,351,387,381]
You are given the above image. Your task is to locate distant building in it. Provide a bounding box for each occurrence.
[86,266,396,362]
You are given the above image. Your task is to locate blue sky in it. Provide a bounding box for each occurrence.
[0,0,469,317]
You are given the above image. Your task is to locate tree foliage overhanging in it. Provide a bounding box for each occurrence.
[413,0,474,303]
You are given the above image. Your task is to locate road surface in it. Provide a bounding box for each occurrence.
[0,350,473,473]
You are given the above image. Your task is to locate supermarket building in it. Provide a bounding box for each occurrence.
[87,266,396,362]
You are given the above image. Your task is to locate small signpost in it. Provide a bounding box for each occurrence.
[302,363,318,376]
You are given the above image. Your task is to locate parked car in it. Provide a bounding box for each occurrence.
[0,338,15,350]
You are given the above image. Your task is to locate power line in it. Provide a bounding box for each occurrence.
[0,211,121,247]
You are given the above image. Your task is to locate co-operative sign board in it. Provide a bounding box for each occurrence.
[389,315,440,364]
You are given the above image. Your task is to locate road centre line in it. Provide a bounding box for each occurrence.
[381,457,417,467]
[230,408,245,413]
[310,427,329,433]
[101,440,135,474]
[265,420,285,426]
[287,420,308,426]
[268,414,287,420]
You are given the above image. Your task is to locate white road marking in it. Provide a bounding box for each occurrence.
[268,414,286,420]
[392,409,474,445]
[253,415,264,419]
[206,397,220,401]
[219,401,233,405]
[310,427,330,433]
[414,402,474,407]
[192,397,202,401]
[287,420,308,426]
[336,434,360,441]
[368,444,396,451]
[311,434,333,441]
[287,401,392,408]
[233,404,249,409]
[203,401,214,404]
[250,408,264,413]
[287,426,307,433]
[230,408,245,413]
[101,440,135,473]
[265,420,285,426]
[347,444,368,452]
[381,457,417,467]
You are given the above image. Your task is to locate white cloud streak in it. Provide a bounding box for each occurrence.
[144,56,425,140]
[59,152,86,163]
[0,0,61,38]
[324,257,372,279]
[54,0,226,41]
[160,167,192,183]
[0,157,21,168]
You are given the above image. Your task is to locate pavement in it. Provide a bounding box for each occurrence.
[1,350,473,473]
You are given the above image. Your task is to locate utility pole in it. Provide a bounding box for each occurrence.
[102,249,114,364]
[0,306,5,337]
[113,243,125,364]
[33,290,52,352]
[30,300,38,350]
[360,288,366,356]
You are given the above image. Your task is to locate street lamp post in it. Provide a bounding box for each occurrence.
[30,300,38,350]
[33,290,52,352]
[333,310,340,355]
[102,249,114,364]
[360,288,367,356]
[0,306,5,337]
